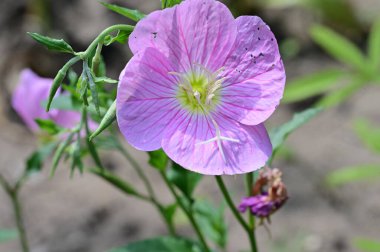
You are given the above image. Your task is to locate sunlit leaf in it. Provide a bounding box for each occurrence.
[368,18,380,71]
[354,119,380,154]
[310,25,367,73]
[283,69,344,103]
[354,238,380,252]
[326,165,380,187]
[316,77,364,108]
[100,2,145,22]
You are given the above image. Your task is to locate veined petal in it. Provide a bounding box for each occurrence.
[117,48,180,151]
[220,16,286,125]
[129,0,237,72]
[161,112,272,175]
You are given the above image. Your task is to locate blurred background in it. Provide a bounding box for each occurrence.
[1,0,380,251]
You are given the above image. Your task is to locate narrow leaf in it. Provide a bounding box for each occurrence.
[354,119,380,154]
[283,69,344,103]
[270,108,321,155]
[326,165,380,187]
[90,168,139,196]
[50,133,75,177]
[90,100,116,141]
[83,61,100,115]
[316,77,364,108]
[368,18,380,71]
[354,238,380,252]
[100,2,145,22]
[310,25,366,72]
[27,32,74,54]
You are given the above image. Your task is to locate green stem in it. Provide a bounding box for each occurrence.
[10,191,29,252]
[160,171,211,252]
[80,24,134,59]
[245,173,255,229]
[0,174,29,252]
[118,145,176,235]
[216,176,257,252]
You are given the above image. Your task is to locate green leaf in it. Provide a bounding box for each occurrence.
[162,0,182,9]
[316,77,364,108]
[27,32,74,54]
[161,203,177,227]
[283,69,344,103]
[26,142,57,175]
[270,108,321,156]
[354,238,380,252]
[83,61,100,115]
[41,95,78,111]
[368,18,380,71]
[90,168,139,196]
[90,100,116,141]
[50,132,75,177]
[46,57,80,111]
[35,119,63,135]
[104,30,132,46]
[100,2,145,22]
[70,137,83,176]
[194,201,227,249]
[0,229,18,243]
[167,163,203,198]
[310,25,367,72]
[108,236,201,252]
[148,150,168,171]
[354,119,380,154]
[325,165,380,187]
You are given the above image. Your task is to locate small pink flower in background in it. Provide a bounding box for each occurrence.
[117,0,286,175]
[12,69,94,132]
[239,168,288,220]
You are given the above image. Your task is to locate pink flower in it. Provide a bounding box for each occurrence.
[12,69,93,132]
[117,0,286,175]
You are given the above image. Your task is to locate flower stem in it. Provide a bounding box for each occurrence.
[215,176,258,252]
[159,171,211,252]
[79,24,134,59]
[0,174,29,252]
[118,145,176,236]
[245,172,255,229]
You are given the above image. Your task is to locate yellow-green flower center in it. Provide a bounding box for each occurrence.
[174,65,223,114]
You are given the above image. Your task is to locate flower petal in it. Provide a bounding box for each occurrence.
[117,48,181,151]
[12,69,56,131]
[161,112,272,175]
[129,0,237,72]
[220,16,286,125]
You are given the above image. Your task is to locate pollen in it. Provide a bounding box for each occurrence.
[171,64,224,114]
